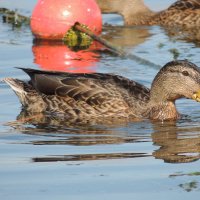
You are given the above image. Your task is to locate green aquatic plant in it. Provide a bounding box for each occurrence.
[157,43,165,49]
[170,171,200,177]
[63,24,93,49]
[188,172,200,176]
[169,172,200,192]
[179,181,198,192]
[169,48,180,60]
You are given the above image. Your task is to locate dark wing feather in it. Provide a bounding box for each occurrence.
[19,68,150,107]
[168,0,200,11]
[18,67,80,95]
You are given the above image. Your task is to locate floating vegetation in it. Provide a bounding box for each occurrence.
[169,172,200,192]
[0,7,30,27]
[63,24,93,50]
[179,181,198,192]
[169,171,200,177]
[169,48,180,60]
[157,43,165,49]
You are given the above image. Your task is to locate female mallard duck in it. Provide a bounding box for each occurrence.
[96,0,200,27]
[4,60,200,121]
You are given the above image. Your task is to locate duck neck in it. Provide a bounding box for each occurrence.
[143,70,185,121]
[144,100,180,121]
[96,0,156,25]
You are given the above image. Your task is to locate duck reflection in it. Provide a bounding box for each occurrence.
[102,26,150,47]
[152,121,200,163]
[32,40,102,73]
[163,26,200,45]
[104,22,200,46]
[11,110,151,162]
[8,110,200,163]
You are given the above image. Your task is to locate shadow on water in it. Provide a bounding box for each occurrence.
[33,153,150,163]
[6,110,200,164]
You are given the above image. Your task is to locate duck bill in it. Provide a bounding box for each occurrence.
[192,90,200,102]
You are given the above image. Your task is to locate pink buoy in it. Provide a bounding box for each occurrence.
[31,0,102,40]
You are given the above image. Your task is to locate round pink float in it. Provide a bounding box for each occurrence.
[31,0,102,39]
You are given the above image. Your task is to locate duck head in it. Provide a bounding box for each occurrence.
[150,60,200,102]
[146,60,200,120]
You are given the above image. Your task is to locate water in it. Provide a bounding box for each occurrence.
[1,0,200,199]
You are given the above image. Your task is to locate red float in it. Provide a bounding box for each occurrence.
[31,0,102,40]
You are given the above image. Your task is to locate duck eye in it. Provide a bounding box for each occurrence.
[182,71,189,76]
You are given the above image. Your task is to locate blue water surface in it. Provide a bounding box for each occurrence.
[1,0,200,199]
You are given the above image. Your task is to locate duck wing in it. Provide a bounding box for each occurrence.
[19,68,150,114]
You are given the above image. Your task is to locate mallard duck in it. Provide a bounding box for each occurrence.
[96,0,200,27]
[4,60,200,121]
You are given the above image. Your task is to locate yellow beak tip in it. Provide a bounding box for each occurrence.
[192,92,200,102]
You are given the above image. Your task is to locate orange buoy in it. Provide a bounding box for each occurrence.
[31,0,102,40]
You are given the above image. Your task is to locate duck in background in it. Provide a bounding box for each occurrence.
[96,0,200,27]
[4,60,200,121]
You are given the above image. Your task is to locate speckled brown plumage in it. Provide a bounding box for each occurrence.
[97,0,200,27]
[4,60,200,121]
[153,0,200,27]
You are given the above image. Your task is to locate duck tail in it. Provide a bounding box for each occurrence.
[4,78,27,94]
[4,77,46,113]
[4,78,29,106]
